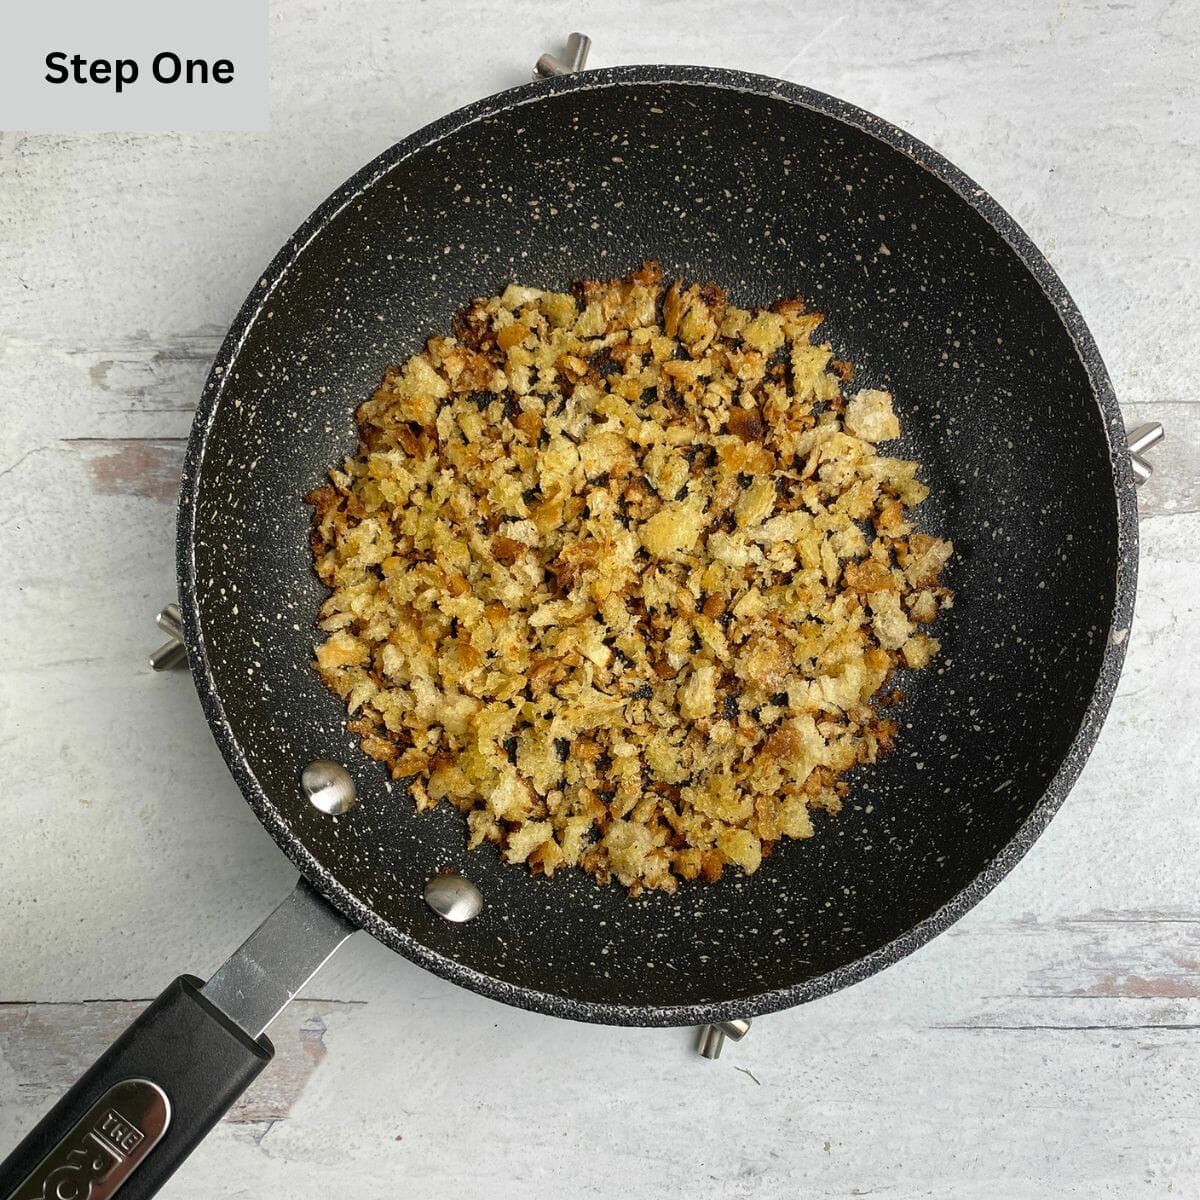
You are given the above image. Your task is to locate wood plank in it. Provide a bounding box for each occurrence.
[68,333,222,416]
[4,987,1198,1199]
[0,382,1188,516]
[0,999,354,1125]
[64,437,186,504]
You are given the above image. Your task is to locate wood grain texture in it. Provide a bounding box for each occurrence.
[0,1000,349,1126]
[68,437,186,503]
[1,1,1198,1196]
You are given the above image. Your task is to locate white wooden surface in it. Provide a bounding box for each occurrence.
[2,2,1198,1196]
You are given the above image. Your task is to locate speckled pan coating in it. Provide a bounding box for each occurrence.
[177,66,1138,1027]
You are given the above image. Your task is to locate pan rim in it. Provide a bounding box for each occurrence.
[177,63,1139,1027]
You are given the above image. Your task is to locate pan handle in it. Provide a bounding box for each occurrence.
[0,881,353,1200]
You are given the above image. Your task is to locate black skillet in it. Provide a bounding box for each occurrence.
[0,50,1145,1200]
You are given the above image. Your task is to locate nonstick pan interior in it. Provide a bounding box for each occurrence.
[179,67,1135,1024]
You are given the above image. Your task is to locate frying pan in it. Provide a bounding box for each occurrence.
[0,49,1151,1200]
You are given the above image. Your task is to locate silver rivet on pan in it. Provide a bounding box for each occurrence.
[301,760,357,815]
[424,873,484,923]
[697,1017,752,1060]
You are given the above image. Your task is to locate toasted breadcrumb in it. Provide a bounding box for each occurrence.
[308,263,953,894]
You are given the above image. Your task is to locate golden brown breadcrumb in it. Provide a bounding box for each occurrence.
[308,263,952,894]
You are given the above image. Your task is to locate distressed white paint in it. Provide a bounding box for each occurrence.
[1,1,1198,1196]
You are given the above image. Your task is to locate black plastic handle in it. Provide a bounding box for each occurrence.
[0,976,272,1200]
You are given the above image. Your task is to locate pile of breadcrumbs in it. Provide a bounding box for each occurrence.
[308,263,952,894]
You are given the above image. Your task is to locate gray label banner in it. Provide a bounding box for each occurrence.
[0,0,267,132]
